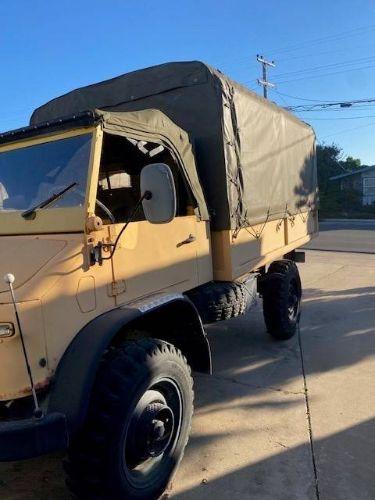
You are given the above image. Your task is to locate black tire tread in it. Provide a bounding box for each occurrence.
[65,338,193,500]
[186,281,249,323]
[261,260,302,340]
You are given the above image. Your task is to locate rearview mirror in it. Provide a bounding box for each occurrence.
[140,163,177,224]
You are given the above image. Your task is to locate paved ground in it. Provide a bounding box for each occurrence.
[1,222,375,499]
[307,219,375,253]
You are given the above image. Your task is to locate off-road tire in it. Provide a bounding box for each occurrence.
[261,260,302,340]
[64,338,194,500]
[186,281,249,323]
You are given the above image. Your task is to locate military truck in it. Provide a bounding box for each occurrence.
[0,61,317,499]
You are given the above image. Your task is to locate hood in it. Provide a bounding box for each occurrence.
[0,237,66,293]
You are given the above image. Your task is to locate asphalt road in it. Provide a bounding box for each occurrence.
[306,219,375,253]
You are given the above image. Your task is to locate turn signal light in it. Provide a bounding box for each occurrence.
[0,323,15,338]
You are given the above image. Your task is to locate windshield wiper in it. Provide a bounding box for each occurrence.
[21,182,78,219]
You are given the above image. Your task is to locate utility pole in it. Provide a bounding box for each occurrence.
[256,55,275,99]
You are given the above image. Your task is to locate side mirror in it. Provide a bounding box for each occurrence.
[140,163,177,224]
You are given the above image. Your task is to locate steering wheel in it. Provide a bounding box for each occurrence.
[95,198,116,223]
[75,189,116,223]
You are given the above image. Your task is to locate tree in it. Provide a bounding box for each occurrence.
[343,156,361,170]
[317,144,373,218]
[316,143,344,193]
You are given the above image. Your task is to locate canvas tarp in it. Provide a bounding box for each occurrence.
[95,108,209,221]
[31,61,318,231]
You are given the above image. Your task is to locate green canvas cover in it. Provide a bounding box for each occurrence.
[95,108,208,221]
[31,61,317,231]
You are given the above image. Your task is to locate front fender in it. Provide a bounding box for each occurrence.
[48,293,211,433]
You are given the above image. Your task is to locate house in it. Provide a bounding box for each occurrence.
[330,165,375,206]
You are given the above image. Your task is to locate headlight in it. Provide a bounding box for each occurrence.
[0,323,15,338]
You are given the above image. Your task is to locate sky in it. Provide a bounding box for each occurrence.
[1,0,375,163]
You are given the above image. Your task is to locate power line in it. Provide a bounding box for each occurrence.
[320,120,375,139]
[285,97,375,112]
[267,24,375,56]
[244,61,375,88]
[216,44,375,95]
[302,105,375,112]
[215,43,375,77]
[301,114,375,121]
[270,87,290,107]
[273,90,375,104]
[277,42,375,63]
[273,90,332,102]
[271,54,375,80]
[271,62,375,85]
[212,23,375,80]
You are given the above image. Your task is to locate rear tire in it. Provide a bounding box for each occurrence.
[65,338,194,500]
[261,260,302,340]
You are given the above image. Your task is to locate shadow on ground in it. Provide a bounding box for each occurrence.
[174,417,375,500]
[0,283,374,499]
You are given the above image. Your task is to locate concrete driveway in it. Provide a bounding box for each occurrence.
[1,228,375,499]
[173,248,375,499]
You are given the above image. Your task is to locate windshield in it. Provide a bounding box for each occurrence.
[0,133,92,212]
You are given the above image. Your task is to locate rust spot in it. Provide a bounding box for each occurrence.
[0,377,51,400]
[20,377,51,395]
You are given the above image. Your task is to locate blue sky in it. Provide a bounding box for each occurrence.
[2,0,375,163]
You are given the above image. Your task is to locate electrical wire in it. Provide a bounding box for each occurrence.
[273,90,333,103]
[244,60,375,87]
[270,88,289,107]
[215,46,375,81]
[277,42,375,63]
[320,120,375,139]
[286,98,375,112]
[204,23,375,75]
[272,62,375,85]
[301,115,375,121]
[271,55,375,80]
[267,24,375,56]
[296,105,375,112]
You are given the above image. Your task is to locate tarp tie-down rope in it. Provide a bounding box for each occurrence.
[232,208,271,241]
[227,84,246,233]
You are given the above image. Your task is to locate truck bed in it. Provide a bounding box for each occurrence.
[211,210,318,280]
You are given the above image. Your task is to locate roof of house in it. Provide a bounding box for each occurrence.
[330,165,375,181]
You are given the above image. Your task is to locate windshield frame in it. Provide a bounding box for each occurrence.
[0,125,102,235]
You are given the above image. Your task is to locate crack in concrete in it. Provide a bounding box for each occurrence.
[208,373,305,396]
[298,323,321,500]
[275,441,289,449]
[303,265,346,289]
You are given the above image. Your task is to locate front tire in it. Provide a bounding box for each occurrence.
[65,338,194,499]
[261,260,302,340]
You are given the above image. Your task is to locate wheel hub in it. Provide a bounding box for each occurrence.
[288,281,299,320]
[127,392,175,462]
[143,403,174,457]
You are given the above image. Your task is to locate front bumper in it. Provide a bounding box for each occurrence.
[0,412,68,461]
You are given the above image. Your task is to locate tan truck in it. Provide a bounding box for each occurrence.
[0,62,318,499]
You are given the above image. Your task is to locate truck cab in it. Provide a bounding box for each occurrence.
[0,110,212,402]
[0,111,215,499]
